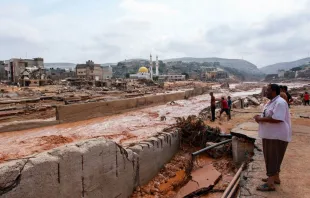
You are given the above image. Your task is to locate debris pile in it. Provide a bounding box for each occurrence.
[175,115,221,147]
[235,83,264,91]
[131,151,192,198]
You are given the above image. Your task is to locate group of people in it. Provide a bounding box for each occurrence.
[209,92,232,122]
[210,84,292,192]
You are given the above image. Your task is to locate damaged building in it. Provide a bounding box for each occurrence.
[4,58,44,83]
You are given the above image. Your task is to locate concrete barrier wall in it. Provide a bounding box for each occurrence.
[56,86,210,123]
[0,120,60,133]
[129,131,180,186]
[0,131,180,198]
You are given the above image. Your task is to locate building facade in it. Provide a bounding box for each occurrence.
[0,61,6,81]
[5,58,44,83]
[158,75,186,81]
[76,60,103,81]
[278,69,285,78]
[102,65,113,79]
[46,68,76,80]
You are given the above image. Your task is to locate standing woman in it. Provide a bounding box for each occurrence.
[254,84,292,191]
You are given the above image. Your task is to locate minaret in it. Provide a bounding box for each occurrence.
[149,54,153,79]
[156,55,159,76]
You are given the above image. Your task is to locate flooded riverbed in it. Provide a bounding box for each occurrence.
[0,82,306,163]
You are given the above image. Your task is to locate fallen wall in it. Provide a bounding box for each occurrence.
[56,86,210,123]
[0,131,180,198]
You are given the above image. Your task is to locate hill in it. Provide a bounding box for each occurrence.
[163,57,264,79]
[260,57,310,74]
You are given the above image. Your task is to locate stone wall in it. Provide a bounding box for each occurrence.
[56,86,210,123]
[0,131,180,198]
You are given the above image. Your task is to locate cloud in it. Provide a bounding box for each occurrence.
[1,0,310,67]
[120,0,177,15]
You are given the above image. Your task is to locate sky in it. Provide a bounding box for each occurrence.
[1,0,310,67]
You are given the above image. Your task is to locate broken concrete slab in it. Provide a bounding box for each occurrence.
[176,164,221,197]
[246,96,260,106]
[230,122,259,141]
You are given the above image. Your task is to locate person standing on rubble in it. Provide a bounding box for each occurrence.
[283,86,293,107]
[254,84,291,191]
[304,92,309,106]
[210,92,216,122]
[227,96,232,120]
[219,97,230,121]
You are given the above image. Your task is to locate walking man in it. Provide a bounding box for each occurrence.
[304,92,309,106]
[219,97,230,121]
[254,84,291,191]
[227,96,232,120]
[283,86,293,107]
[210,92,216,122]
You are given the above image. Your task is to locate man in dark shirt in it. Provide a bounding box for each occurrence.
[210,92,216,122]
[283,86,293,108]
[227,96,232,120]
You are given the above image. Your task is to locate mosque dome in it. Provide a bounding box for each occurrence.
[138,67,148,73]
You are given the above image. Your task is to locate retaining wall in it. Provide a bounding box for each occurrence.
[0,131,180,198]
[56,86,210,123]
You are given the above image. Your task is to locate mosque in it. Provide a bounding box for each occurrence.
[129,55,185,81]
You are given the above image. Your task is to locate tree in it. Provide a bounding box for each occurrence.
[125,73,130,78]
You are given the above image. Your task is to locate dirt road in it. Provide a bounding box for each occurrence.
[240,106,310,198]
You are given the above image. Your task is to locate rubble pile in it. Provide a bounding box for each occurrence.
[235,83,264,91]
[175,115,221,147]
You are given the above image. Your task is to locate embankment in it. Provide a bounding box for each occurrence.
[0,131,180,198]
[56,86,210,123]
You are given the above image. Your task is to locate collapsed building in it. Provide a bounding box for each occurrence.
[4,58,44,84]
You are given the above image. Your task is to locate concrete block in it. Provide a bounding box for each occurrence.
[144,95,165,105]
[0,159,27,196]
[48,145,84,198]
[108,99,130,113]
[184,90,193,99]
[163,92,185,102]
[126,98,138,109]
[136,97,146,107]
[232,137,254,165]
[129,131,180,186]
[57,101,111,122]
[0,153,60,198]
[78,139,137,198]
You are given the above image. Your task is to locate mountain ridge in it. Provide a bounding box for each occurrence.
[260,57,310,74]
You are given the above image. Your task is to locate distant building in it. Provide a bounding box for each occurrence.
[76,60,103,81]
[278,69,285,78]
[284,71,296,79]
[129,55,186,81]
[158,75,186,81]
[264,74,278,81]
[5,58,44,83]
[205,67,228,80]
[130,67,151,79]
[46,68,76,80]
[0,61,6,81]
[102,65,113,79]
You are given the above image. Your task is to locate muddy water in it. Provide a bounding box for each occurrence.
[0,86,284,163]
